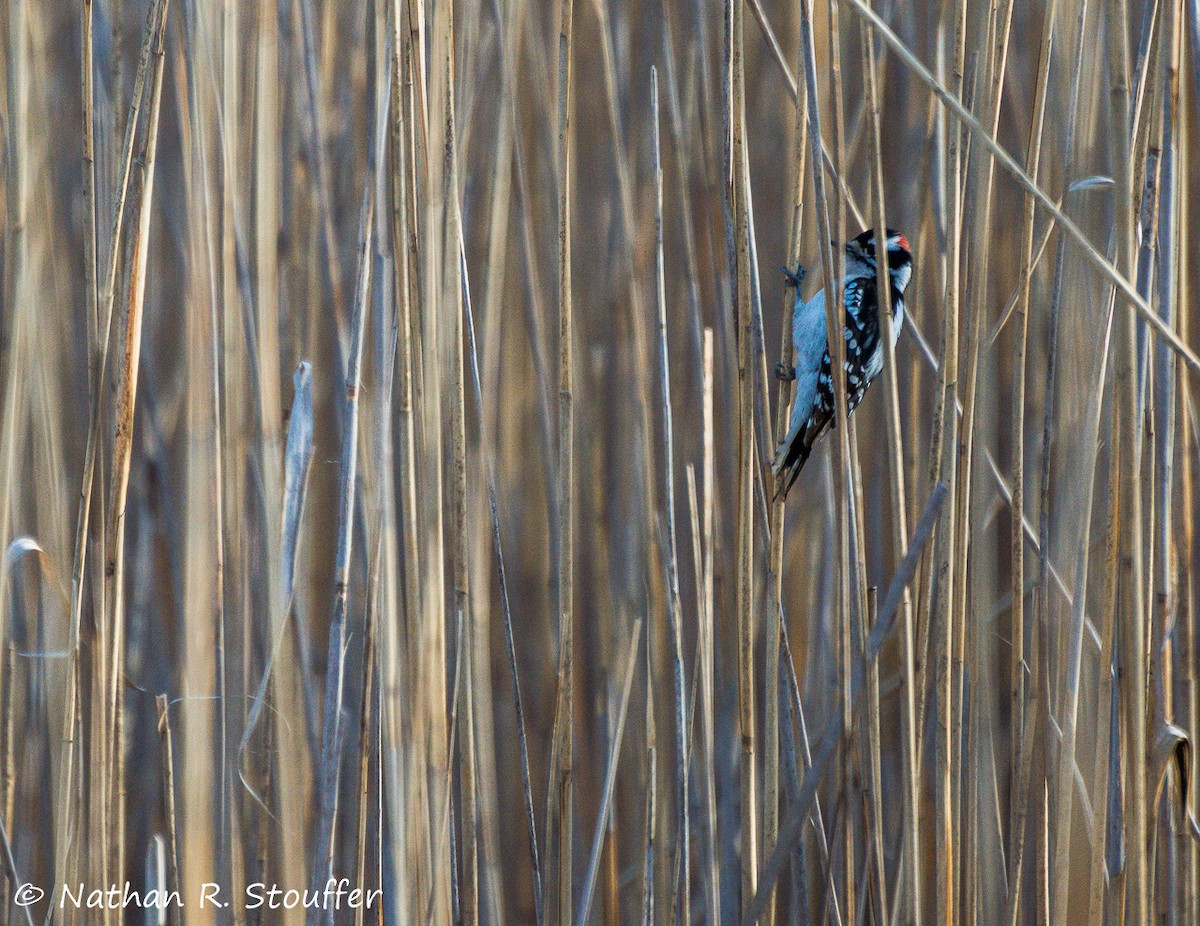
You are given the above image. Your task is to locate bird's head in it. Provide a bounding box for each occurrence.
[842,228,913,293]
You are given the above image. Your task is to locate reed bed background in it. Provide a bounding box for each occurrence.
[1,0,1198,923]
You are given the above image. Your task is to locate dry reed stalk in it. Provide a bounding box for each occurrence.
[761,69,807,926]
[795,0,856,917]
[0,640,12,915]
[0,0,29,608]
[551,0,576,923]
[1106,1,1151,920]
[1004,7,1056,923]
[700,329,719,926]
[216,8,245,915]
[248,0,310,913]
[353,555,378,926]
[478,0,519,459]
[254,0,282,441]
[1178,63,1199,925]
[415,0,455,916]
[829,32,871,917]
[98,4,169,917]
[858,17,912,925]
[437,5,480,921]
[462,213,543,926]
[923,3,966,922]
[81,0,98,364]
[1048,277,1119,926]
[385,17,425,918]
[657,3,709,387]
[823,6,868,918]
[1152,11,1186,926]
[577,620,642,926]
[173,10,234,925]
[650,67,690,926]
[308,172,375,925]
[642,640,658,926]
[53,0,92,908]
[954,2,1015,916]
[729,0,760,917]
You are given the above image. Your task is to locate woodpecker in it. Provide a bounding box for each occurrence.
[771,228,913,498]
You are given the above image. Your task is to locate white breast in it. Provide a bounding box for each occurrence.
[785,286,828,440]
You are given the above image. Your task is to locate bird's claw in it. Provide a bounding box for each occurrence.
[774,361,796,382]
[780,263,806,288]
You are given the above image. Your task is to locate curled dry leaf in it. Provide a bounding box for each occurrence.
[1151,722,1199,843]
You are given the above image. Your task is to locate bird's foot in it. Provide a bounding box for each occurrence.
[774,361,796,382]
[780,263,806,288]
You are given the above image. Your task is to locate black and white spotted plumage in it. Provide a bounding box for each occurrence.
[772,228,913,498]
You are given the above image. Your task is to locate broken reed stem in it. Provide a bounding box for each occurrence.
[156,696,182,926]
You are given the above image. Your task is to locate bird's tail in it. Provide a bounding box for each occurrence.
[771,430,811,501]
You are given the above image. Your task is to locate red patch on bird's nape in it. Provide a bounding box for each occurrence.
[892,232,910,253]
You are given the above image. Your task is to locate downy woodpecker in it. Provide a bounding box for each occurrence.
[771,228,914,498]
